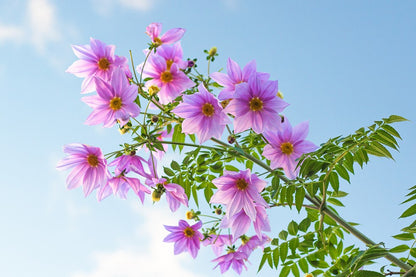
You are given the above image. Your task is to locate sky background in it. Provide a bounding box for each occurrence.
[0,0,415,276]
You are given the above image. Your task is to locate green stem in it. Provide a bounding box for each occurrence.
[210,137,412,271]
[158,140,224,151]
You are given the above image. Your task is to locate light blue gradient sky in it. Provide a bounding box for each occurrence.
[1,0,415,276]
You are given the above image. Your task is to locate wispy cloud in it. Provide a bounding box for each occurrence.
[71,205,207,277]
[91,0,155,15]
[0,24,24,44]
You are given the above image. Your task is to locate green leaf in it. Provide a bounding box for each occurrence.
[298,218,311,232]
[172,124,185,151]
[288,221,299,236]
[279,266,290,277]
[335,165,350,183]
[353,270,385,277]
[389,244,410,253]
[298,258,308,273]
[279,230,288,240]
[343,152,355,174]
[286,185,295,209]
[170,160,181,171]
[327,198,344,207]
[257,253,268,273]
[381,124,402,139]
[204,186,213,203]
[192,185,198,208]
[329,171,339,192]
[400,203,416,218]
[163,167,175,176]
[367,141,394,159]
[272,247,279,268]
[291,263,300,277]
[280,242,288,262]
[383,115,408,123]
[392,233,415,241]
[295,187,305,212]
[224,165,239,172]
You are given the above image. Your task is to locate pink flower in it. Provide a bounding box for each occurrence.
[212,250,248,275]
[152,42,188,70]
[238,234,271,257]
[224,74,289,134]
[101,175,150,203]
[220,205,270,239]
[210,58,264,101]
[149,177,188,212]
[66,37,130,93]
[108,151,147,175]
[202,234,234,256]
[57,143,107,197]
[140,54,195,104]
[210,169,268,221]
[146,23,185,46]
[82,67,140,128]
[164,220,203,258]
[173,84,231,143]
[263,118,317,179]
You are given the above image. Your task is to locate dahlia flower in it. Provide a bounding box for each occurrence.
[146,23,185,46]
[164,220,203,258]
[212,250,248,274]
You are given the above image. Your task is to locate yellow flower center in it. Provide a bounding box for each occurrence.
[183,227,195,237]
[87,154,99,167]
[186,211,194,220]
[236,178,249,190]
[161,71,173,83]
[154,37,162,46]
[249,97,263,111]
[280,142,294,155]
[201,103,215,117]
[304,274,314,277]
[109,97,122,111]
[98,57,110,71]
[166,59,174,70]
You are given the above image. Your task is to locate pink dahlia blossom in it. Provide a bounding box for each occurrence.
[224,74,289,134]
[212,250,248,275]
[173,84,231,143]
[220,204,270,239]
[151,43,188,69]
[210,169,268,221]
[99,175,150,203]
[263,118,317,179]
[82,67,140,128]
[108,151,147,175]
[238,234,271,257]
[140,54,195,104]
[66,37,130,93]
[149,177,188,212]
[210,58,267,101]
[164,220,203,258]
[146,23,185,46]
[57,143,107,197]
[202,234,234,256]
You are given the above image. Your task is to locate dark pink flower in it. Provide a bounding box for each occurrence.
[202,234,234,256]
[263,118,317,179]
[164,220,203,258]
[82,67,140,128]
[212,250,248,274]
[210,169,268,221]
[173,84,230,143]
[66,38,130,93]
[224,74,289,134]
[57,143,107,197]
[140,55,195,104]
[146,23,185,46]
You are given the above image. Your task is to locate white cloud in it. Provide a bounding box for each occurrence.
[91,0,154,15]
[26,0,61,52]
[71,205,207,277]
[0,24,24,44]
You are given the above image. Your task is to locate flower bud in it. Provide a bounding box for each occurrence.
[277,91,284,99]
[227,135,236,144]
[304,274,313,277]
[152,190,162,202]
[187,60,195,68]
[186,210,195,220]
[148,85,160,96]
[215,207,222,215]
[151,115,159,123]
[220,99,230,109]
[208,47,217,57]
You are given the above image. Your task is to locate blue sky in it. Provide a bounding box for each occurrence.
[0,0,415,276]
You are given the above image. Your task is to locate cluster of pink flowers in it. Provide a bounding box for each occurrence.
[59,22,318,275]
